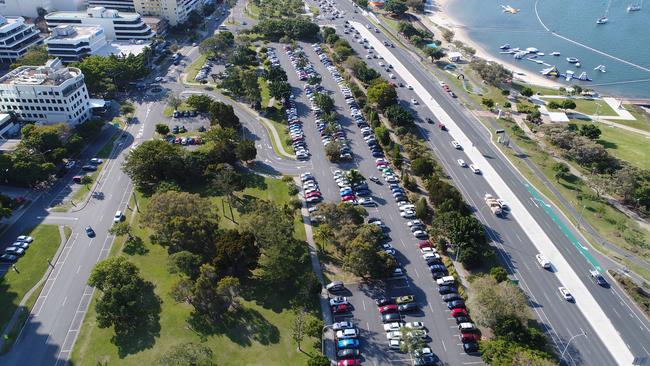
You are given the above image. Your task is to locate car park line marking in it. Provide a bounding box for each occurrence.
[76,265,81,274]
[362,299,366,311]
[441,339,447,351]
[413,266,420,278]
[462,362,484,365]
[61,297,67,307]
[87,238,94,247]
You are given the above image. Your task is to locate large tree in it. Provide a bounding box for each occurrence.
[209,101,241,129]
[384,104,414,127]
[186,94,214,113]
[367,80,397,110]
[212,229,260,278]
[199,31,235,58]
[236,139,257,162]
[467,275,530,329]
[385,0,408,16]
[123,140,185,192]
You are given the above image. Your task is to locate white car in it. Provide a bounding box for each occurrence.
[154,76,164,82]
[400,210,416,218]
[413,230,428,238]
[389,73,396,79]
[333,321,354,330]
[469,164,481,174]
[388,338,402,350]
[496,199,509,210]
[420,247,435,256]
[383,322,403,331]
[423,252,441,261]
[16,235,33,243]
[451,141,462,149]
[391,267,404,277]
[359,197,376,206]
[399,203,415,211]
[329,296,348,306]
[411,99,418,105]
[113,210,124,223]
[336,328,359,339]
[407,220,423,227]
[386,331,402,340]
[559,287,574,301]
[405,321,425,330]
[457,159,467,167]
[407,85,413,90]
[414,347,433,357]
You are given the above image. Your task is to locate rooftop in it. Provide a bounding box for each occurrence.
[0,16,25,31]
[47,25,103,42]
[46,7,142,21]
[0,59,82,86]
[95,41,150,57]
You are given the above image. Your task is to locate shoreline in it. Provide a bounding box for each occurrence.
[426,0,564,90]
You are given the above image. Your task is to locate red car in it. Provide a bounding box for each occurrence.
[460,333,481,343]
[332,304,350,314]
[418,240,432,249]
[341,195,356,201]
[379,304,398,314]
[451,308,469,318]
[338,360,361,366]
[438,123,447,131]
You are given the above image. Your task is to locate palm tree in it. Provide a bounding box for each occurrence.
[346,169,365,186]
[313,224,334,254]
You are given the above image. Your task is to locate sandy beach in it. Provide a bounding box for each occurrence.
[424,0,563,89]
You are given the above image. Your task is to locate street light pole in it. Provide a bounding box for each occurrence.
[557,330,587,365]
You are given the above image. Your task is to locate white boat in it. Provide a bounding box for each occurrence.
[513,51,528,59]
[500,43,511,50]
[512,47,521,52]
[551,51,561,56]
[576,62,581,68]
[596,16,609,24]
[526,47,539,53]
[594,64,607,72]
[566,57,580,63]
[627,0,642,11]
[538,52,545,56]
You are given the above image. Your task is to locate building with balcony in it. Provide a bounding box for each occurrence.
[134,0,200,26]
[45,25,107,63]
[0,58,91,125]
[0,0,84,18]
[85,0,136,12]
[45,7,154,42]
[0,16,43,63]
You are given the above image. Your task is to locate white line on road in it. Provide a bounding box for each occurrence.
[61,297,67,307]
[36,216,79,220]
[76,265,81,274]
[441,339,447,352]
[414,266,420,278]
[362,299,366,311]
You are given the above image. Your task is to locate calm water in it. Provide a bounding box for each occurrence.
[446,0,650,98]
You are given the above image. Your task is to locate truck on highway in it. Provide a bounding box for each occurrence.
[484,193,503,216]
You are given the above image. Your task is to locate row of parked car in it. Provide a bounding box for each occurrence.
[172,110,199,118]
[333,170,375,207]
[194,60,213,81]
[268,47,311,160]
[0,235,34,263]
[312,43,385,159]
[301,172,323,204]
[324,282,363,365]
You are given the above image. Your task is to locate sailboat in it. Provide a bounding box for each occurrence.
[627,0,642,11]
[597,0,611,23]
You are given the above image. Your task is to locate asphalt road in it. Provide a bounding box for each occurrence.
[310,1,650,364]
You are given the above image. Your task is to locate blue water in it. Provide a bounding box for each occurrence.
[446,0,650,98]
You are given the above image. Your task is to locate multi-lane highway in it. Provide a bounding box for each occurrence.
[310,0,650,364]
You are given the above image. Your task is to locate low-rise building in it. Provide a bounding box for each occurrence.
[134,0,200,26]
[142,16,168,38]
[45,25,107,63]
[0,59,91,125]
[0,16,43,64]
[45,7,154,42]
[0,0,84,18]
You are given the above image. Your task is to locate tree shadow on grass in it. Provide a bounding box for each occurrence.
[239,278,293,313]
[241,172,268,190]
[187,306,279,347]
[111,282,162,358]
[597,139,617,149]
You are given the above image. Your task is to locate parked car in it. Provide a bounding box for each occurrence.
[85,226,95,237]
[16,235,33,243]
[0,254,18,263]
[81,165,97,172]
[333,321,355,331]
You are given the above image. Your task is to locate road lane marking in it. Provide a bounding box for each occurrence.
[76,265,81,274]
[61,297,67,307]
[441,339,447,351]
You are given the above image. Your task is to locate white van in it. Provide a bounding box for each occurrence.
[436,276,455,286]
[458,322,476,332]
[536,254,551,269]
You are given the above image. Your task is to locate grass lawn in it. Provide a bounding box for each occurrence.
[70,175,317,366]
[543,97,616,116]
[620,105,650,132]
[491,118,650,277]
[0,225,62,336]
[258,76,295,155]
[186,54,208,83]
[571,120,650,170]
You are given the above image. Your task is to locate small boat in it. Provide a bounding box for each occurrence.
[501,5,521,14]
[512,47,521,52]
[627,0,642,12]
[594,64,607,72]
[514,51,528,59]
[577,72,592,81]
[596,16,609,24]
[551,51,561,56]
[575,62,581,68]
[538,52,545,56]
[566,57,580,63]
[500,43,511,50]
[526,47,539,53]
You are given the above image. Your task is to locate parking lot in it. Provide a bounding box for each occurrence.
[281,34,484,365]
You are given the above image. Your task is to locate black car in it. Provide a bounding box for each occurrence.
[382,313,402,323]
[85,226,96,237]
[0,254,18,263]
[426,118,434,124]
[455,316,472,324]
[337,349,360,359]
[375,297,393,306]
[438,285,457,295]
[431,271,447,280]
[448,300,465,310]
[398,303,418,312]
[426,257,443,265]
[463,342,479,353]
[442,293,462,302]
[81,165,97,172]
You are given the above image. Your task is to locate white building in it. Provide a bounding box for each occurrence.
[0,59,91,125]
[0,0,84,18]
[134,0,200,26]
[45,7,154,42]
[45,25,107,63]
[0,16,43,64]
[86,0,135,12]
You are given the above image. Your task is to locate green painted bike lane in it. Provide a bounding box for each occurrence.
[524,183,603,273]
